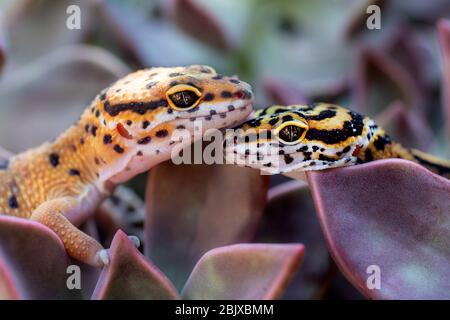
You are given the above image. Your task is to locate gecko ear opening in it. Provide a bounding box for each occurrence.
[116,123,133,140]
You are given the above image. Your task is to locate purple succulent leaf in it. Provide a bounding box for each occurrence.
[262,77,309,105]
[352,48,425,117]
[307,159,450,299]
[0,215,82,299]
[376,101,434,151]
[167,0,230,51]
[254,180,337,299]
[92,230,179,300]
[384,26,428,92]
[0,258,19,299]
[181,243,305,300]
[438,19,450,138]
[145,161,269,290]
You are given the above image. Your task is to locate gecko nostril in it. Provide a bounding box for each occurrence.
[234,91,245,99]
[235,90,252,100]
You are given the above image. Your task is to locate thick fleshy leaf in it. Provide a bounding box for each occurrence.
[181,244,304,300]
[376,101,434,151]
[145,160,269,290]
[0,45,129,152]
[308,159,450,299]
[254,181,331,299]
[0,259,19,299]
[0,215,81,299]
[438,19,450,137]
[168,0,230,51]
[92,230,179,300]
[352,48,424,116]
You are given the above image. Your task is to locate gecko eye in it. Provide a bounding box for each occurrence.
[166,84,202,111]
[274,121,308,145]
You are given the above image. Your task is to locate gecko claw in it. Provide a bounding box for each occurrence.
[96,249,110,266]
[128,235,140,248]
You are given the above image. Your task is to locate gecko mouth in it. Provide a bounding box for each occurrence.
[176,102,253,127]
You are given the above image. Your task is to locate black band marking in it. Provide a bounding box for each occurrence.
[104,99,168,116]
[305,112,364,144]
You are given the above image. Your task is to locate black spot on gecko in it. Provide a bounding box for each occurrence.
[8,195,18,209]
[137,136,151,145]
[156,129,168,138]
[318,154,337,162]
[68,169,80,176]
[312,146,319,152]
[284,154,294,164]
[297,146,308,152]
[374,135,391,151]
[84,124,90,133]
[169,72,183,77]
[212,74,223,80]
[91,126,98,137]
[203,93,215,101]
[229,79,240,84]
[282,115,293,122]
[142,121,150,129]
[126,120,133,126]
[49,153,60,167]
[145,82,157,89]
[303,152,312,161]
[268,117,279,126]
[301,109,337,121]
[227,105,235,111]
[114,145,124,154]
[103,134,112,144]
[95,110,100,118]
[221,91,232,98]
[343,146,351,153]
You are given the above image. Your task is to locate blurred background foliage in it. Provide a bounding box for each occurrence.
[0,0,449,300]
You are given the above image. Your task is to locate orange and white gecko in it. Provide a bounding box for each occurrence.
[0,65,253,267]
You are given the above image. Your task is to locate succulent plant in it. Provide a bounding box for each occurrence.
[0,0,449,299]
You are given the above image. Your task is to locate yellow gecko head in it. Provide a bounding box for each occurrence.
[80,65,253,184]
[225,103,379,174]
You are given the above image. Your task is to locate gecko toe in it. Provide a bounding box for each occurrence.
[128,235,140,248]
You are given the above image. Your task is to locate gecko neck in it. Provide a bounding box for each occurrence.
[356,134,450,179]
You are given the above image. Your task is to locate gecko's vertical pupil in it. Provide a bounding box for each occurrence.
[278,125,305,143]
[168,90,200,110]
